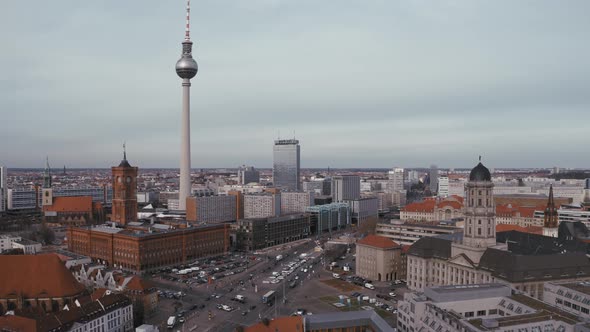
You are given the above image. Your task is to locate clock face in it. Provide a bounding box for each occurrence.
[126,176,132,183]
[117,177,122,183]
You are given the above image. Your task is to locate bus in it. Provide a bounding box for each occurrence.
[262,290,276,306]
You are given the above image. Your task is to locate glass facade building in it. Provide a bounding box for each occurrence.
[272,139,300,191]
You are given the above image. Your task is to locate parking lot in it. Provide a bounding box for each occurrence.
[144,231,407,331]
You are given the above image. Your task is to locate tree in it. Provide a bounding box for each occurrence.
[39,225,55,244]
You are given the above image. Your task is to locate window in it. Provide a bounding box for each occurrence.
[478,228,482,235]
[488,309,498,315]
[465,311,474,318]
[477,310,486,316]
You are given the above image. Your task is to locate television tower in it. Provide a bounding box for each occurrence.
[175,0,198,211]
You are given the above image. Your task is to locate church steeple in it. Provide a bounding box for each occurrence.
[43,157,52,189]
[544,185,558,228]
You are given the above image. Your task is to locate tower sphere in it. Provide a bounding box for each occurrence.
[176,56,198,79]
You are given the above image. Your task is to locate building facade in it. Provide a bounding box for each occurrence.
[429,164,438,194]
[272,139,300,191]
[0,165,6,213]
[237,165,260,185]
[186,195,237,223]
[356,235,403,282]
[406,162,590,300]
[233,214,310,251]
[280,191,314,214]
[397,283,586,332]
[349,197,379,225]
[67,223,229,273]
[387,167,404,192]
[400,196,464,222]
[244,193,281,218]
[0,234,21,253]
[438,176,449,197]
[331,175,360,202]
[306,202,351,237]
[376,220,463,246]
[543,281,590,320]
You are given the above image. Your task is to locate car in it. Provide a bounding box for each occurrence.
[249,305,257,310]
[216,304,223,310]
[295,308,306,315]
[179,316,185,323]
[389,292,397,297]
[242,311,248,316]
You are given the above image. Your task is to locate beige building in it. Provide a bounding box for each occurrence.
[244,193,281,218]
[356,235,403,282]
[186,195,237,223]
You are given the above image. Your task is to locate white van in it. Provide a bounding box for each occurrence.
[332,273,340,279]
[364,283,375,290]
[167,316,176,329]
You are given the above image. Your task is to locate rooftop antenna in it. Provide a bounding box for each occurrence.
[293,130,296,139]
[479,155,482,162]
[123,142,127,161]
[185,0,191,41]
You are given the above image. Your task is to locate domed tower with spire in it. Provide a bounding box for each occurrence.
[176,0,198,211]
[111,144,138,225]
[451,157,496,264]
[543,185,559,237]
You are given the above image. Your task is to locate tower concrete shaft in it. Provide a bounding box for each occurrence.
[175,0,198,211]
[179,78,192,210]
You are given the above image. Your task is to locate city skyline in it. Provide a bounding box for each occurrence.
[2,1,590,168]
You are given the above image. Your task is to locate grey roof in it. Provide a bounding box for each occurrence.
[478,248,590,283]
[407,236,452,259]
[425,283,511,303]
[305,310,395,332]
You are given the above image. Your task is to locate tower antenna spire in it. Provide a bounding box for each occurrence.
[185,0,191,41]
[123,142,127,161]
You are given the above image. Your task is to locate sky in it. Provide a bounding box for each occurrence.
[1,0,590,169]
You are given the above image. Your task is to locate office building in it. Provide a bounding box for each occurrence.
[331,175,361,202]
[7,186,113,211]
[429,164,438,194]
[186,194,237,223]
[398,283,587,332]
[356,235,403,282]
[67,223,229,273]
[349,197,379,225]
[306,202,351,236]
[281,191,315,214]
[387,167,404,192]
[244,193,281,218]
[272,139,300,191]
[406,161,590,299]
[376,220,463,246]
[233,214,310,251]
[438,175,449,197]
[237,165,260,184]
[543,281,590,320]
[0,165,6,212]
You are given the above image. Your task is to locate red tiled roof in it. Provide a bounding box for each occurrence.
[245,316,304,332]
[124,276,155,292]
[0,315,38,331]
[402,200,436,213]
[357,235,400,249]
[0,254,86,299]
[44,196,92,213]
[496,224,543,235]
[91,288,109,301]
[436,200,462,210]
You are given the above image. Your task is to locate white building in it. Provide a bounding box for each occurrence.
[217,183,266,195]
[387,168,404,192]
[437,176,449,197]
[244,193,281,218]
[332,175,361,202]
[0,234,21,253]
[186,195,236,223]
[349,197,379,224]
[12,239,42,254]
[280,191,314,214]
[406,162,590,299]
[543,281,590,320]
[398,283,587,332]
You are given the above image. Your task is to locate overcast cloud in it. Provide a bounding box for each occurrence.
[1,0,589,169]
